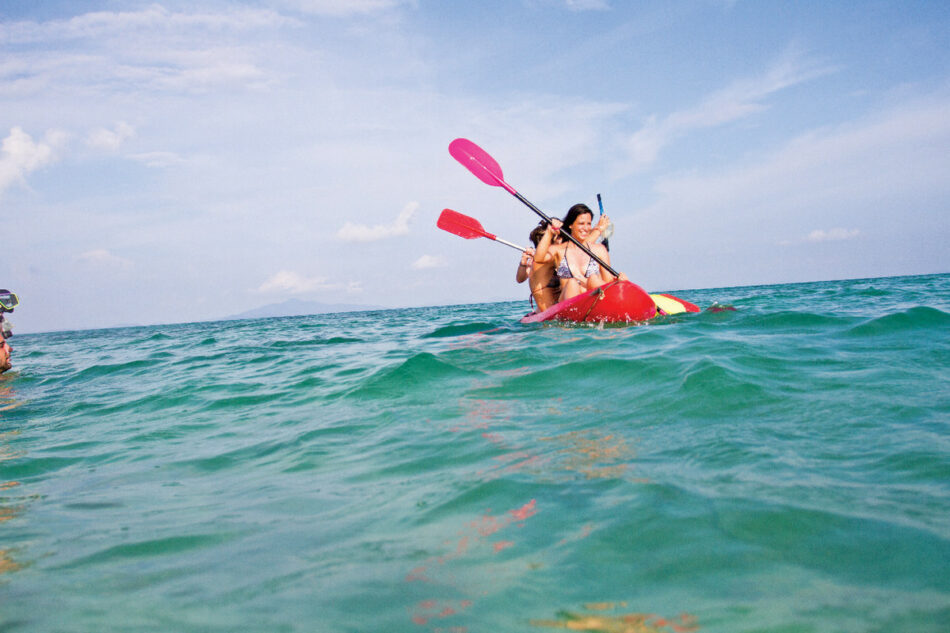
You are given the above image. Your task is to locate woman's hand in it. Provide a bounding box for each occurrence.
[520,247,535,267]
[516,247,536,283]
[597,214,609,230]
[547,219,562,236]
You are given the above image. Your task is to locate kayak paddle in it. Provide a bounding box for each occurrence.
[448,138,619,277]
[437,209,526,253]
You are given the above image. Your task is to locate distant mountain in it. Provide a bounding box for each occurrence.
[224,298,387,321]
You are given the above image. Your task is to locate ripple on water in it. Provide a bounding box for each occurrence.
[344,352,485,401]
[846,306,950,337]
[421,321,505,338]
[268,336,364,348]
[67,358,163,381]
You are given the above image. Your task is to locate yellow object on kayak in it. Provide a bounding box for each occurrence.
[650,293,696,315]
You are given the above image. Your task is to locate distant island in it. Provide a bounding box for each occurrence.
[224,298,387,321]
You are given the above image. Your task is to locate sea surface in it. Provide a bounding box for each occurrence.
[1,274,948,632]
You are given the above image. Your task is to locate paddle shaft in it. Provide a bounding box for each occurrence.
[492,235,528,253]
[511,191,620,277]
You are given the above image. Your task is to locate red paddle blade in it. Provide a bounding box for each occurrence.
[437,209,495,240]
[448,138,516,194]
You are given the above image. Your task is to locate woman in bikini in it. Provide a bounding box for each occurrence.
[534,204,621,303]
[515,222,564,311]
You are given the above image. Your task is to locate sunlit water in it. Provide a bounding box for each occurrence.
[1,274,948,632]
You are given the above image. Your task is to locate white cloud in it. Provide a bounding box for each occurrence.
[644,95,950,220]
[258,270,330,294]
[806,228,860,242]
[148,52,270,92]
[277,0,409,16]
[530,0,609,10]
[87,121,135,151]
[0,6,295,43]
[565,0,610,11]
[0,8,293,96]
[459,99,628,200]
[622,50,835,172]
[336,201,417,242]
[632,94,950,285]
[0,127,67,197]
[77,249,134,269]
[411,254,447,270]
[127,151,187,168]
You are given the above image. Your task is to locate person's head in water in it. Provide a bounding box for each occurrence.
[0,334,10,374]
[561,204,594,241]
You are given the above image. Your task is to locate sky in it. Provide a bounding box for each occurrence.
[1,0,948,333]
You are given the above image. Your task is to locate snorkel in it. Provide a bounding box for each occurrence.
[596,193,614,242]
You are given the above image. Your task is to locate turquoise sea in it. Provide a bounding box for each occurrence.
[1,273,948,632]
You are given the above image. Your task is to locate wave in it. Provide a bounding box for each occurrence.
[268,336,364,348]
[744,310,852,330]
[56,533,233,570]
[201,391,286,411]
[66,358,163,381]
[847,306,950,336]
[421,322,505,338]
[131,332,175,344]
[345,352,485,400]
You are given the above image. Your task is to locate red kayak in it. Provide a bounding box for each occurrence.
[520,280,700,324]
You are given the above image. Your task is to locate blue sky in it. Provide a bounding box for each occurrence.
[1,0,948,332]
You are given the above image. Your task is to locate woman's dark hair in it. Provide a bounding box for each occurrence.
[561,204,594,237]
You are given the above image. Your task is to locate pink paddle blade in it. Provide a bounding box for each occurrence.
[448,138,516,194]
[437,208,494,240]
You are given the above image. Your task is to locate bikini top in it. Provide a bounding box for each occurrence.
[556,246,600,280]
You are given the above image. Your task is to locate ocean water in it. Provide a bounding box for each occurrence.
[1,273,948,633]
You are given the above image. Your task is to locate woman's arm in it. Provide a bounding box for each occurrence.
[515,247,535,283]
[585,213,610,246]
[534,219,562,264]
